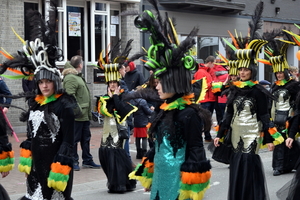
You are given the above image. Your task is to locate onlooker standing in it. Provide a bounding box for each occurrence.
[130,96,154,159]
[259,80,271,91]
[124,61,145,91]
[0,78,12,114]
[212,64,229,124]
[194,56,217,142]
[0,77,13,199]
[62,55,100,171]
[289,66,299,81]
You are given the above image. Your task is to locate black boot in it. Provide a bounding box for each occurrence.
[136,148,143,159]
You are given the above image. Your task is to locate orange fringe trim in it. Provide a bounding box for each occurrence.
[268,127,278,135]
[0,151,14,159]
[20,148,31,158]
[181,171,211,184]
[51,162,72,175]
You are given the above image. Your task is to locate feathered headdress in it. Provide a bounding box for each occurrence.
[129,0,198,94]
[257,29,290,79]
[97,39,134,82]
[0,0,63,93]
[280,24,300,61]
[222,1,268,80]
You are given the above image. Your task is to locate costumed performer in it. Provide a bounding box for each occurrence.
[96,39,138,193]
[258,30,300,176]
[127,1,212,199]
[276,24,300,200]
[213,2,283,200]
[0,4,80,199]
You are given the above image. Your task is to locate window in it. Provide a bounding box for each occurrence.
[66,6,84,60]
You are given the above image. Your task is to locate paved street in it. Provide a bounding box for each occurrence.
[3,126,295,200]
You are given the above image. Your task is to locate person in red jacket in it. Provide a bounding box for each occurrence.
[213,64,229,124]
[194,55,217,142]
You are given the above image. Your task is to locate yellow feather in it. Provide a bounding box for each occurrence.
[11,27,26,44]
[169,18,180,46]
[1,47,14,59]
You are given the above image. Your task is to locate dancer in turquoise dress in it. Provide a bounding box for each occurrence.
[127,1,211,199]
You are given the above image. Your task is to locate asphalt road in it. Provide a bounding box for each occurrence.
[9,145,293,200]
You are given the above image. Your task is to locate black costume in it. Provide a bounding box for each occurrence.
[0,2,76,199]
[19,93,76,200]
[126,1,211,199]
[271,79,300,174]
[96,39,137,193]
[98,93,137,193]
[218,82,277,200]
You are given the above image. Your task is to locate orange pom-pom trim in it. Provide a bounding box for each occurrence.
[181,171,211,184]
[0,151,14,159]
[20,148,31,158]
[268,127,278,135]
[50,162,72,175]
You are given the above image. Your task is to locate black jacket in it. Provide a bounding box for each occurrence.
[124,69,145,91]
[131,98,153,127]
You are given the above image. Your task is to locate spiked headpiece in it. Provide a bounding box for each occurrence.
[133,1,198,94]
[222,1,268,81]
[98,39,134,83]
[0,1,63,94]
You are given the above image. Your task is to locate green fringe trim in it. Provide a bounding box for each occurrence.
[129,170,152,189]
[271,132,284,145]
[0,157,14,166]
[180,180,210,193]
[18,157,32,174]
[128,163,153,189]
[48,171,69,182]
[211,82,223,93]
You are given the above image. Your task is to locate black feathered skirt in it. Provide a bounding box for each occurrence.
[228,147,269,200]
[99,144,136,193]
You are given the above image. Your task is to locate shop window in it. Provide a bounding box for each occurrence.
[96,3,106,11]
[110,10,120,50]
[67,6,84,60]
[94,14,108,60]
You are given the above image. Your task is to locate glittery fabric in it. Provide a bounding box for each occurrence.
[29,110,60,143]
[151,136,186,200]
[101,117,124,148]
[231,96,261,154]
[271,88,292,120]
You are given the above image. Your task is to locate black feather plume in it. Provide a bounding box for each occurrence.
[127,52,146,63]
[248,1,264,40]
[26,10,47,42]
[171,27,198,68]
[148,0,163,29]
[109,39,122,63]
[117,39,134,65]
